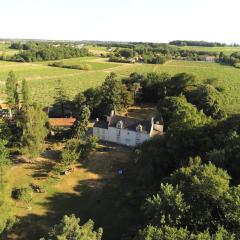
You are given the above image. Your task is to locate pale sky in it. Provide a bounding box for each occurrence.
[0,0,239,44]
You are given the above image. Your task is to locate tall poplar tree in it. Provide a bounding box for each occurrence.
[5,71,19,107]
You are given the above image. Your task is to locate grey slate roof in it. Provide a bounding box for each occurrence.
[108,115,152,134]
[94,120,109,129]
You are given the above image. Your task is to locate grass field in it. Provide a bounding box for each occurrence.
[177,45,240,55]
[6,142,140,240]
[0,42,19,56]
[86,45,114,55]
[0,57,240,113]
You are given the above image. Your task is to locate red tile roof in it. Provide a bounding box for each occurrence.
[48,118,76,127]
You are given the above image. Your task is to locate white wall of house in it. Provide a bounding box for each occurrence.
[93,126,150,146]
[93,127,109,141]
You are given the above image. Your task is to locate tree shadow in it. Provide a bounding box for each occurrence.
[8,148,145,240]
[23,150,61,179]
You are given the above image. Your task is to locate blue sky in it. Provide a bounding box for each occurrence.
[0,0,239,43]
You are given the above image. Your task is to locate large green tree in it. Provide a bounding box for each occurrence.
[44,214,103,240]
[158,96,210,131]
[74,105,90,138]
[142,158,240,237]
[100,72,133,112]
[21,103,48,158]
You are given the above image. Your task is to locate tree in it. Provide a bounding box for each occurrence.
[137,225,235,240]
[0,202,17,236]
[54,80,69,116]
[144,183,189,227]
[166,73,198,96]
[15,187,33,210]
[45,214,103,240]
[21,103,48,158]
[100,73,133,112]
[157,96,210,131]
[60,146,79,168]
[0,119,11,142]
[185,84,226,120]
[0,139,10,193]
[74,92,86,111]
[141,158,240,237]
[21,79,31,108]
[5,71,19,107]
[74,105,90,138]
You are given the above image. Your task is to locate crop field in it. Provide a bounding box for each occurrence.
[0,57,240,113]
[86,45,114,55]
[177,45,240,55]
[0,42,19,56]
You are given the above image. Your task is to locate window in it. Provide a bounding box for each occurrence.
[116,120,123,129]
[136,124,143,132]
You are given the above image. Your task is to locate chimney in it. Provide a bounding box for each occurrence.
[151,117,154,125]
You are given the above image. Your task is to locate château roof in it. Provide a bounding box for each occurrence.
[109,115,152,134]
[94,115,154,134]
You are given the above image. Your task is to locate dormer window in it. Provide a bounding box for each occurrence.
[116,120,123,129]
[136,124,143,132]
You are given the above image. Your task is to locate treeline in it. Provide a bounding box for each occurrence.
[108,43,218,64]
[169,40,227,47]
[49,61,92,70]
[122,72,226,119]
[219,51,240,68]
[3,42,89,62]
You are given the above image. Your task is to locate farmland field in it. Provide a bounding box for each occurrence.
[0,57,240,113]
[86,45,114,55]
[0,42,19,56]
[177,45,240,55]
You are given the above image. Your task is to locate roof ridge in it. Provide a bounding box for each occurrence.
[113,114,151,122]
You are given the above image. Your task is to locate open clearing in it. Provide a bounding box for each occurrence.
[0,57,240,113]
[0,42,19,56]
[6,142,141,240]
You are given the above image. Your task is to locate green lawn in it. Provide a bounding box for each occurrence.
[0,57,240,113]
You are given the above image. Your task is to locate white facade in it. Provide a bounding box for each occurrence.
[93,126,151,146]
[93,115,163,147]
